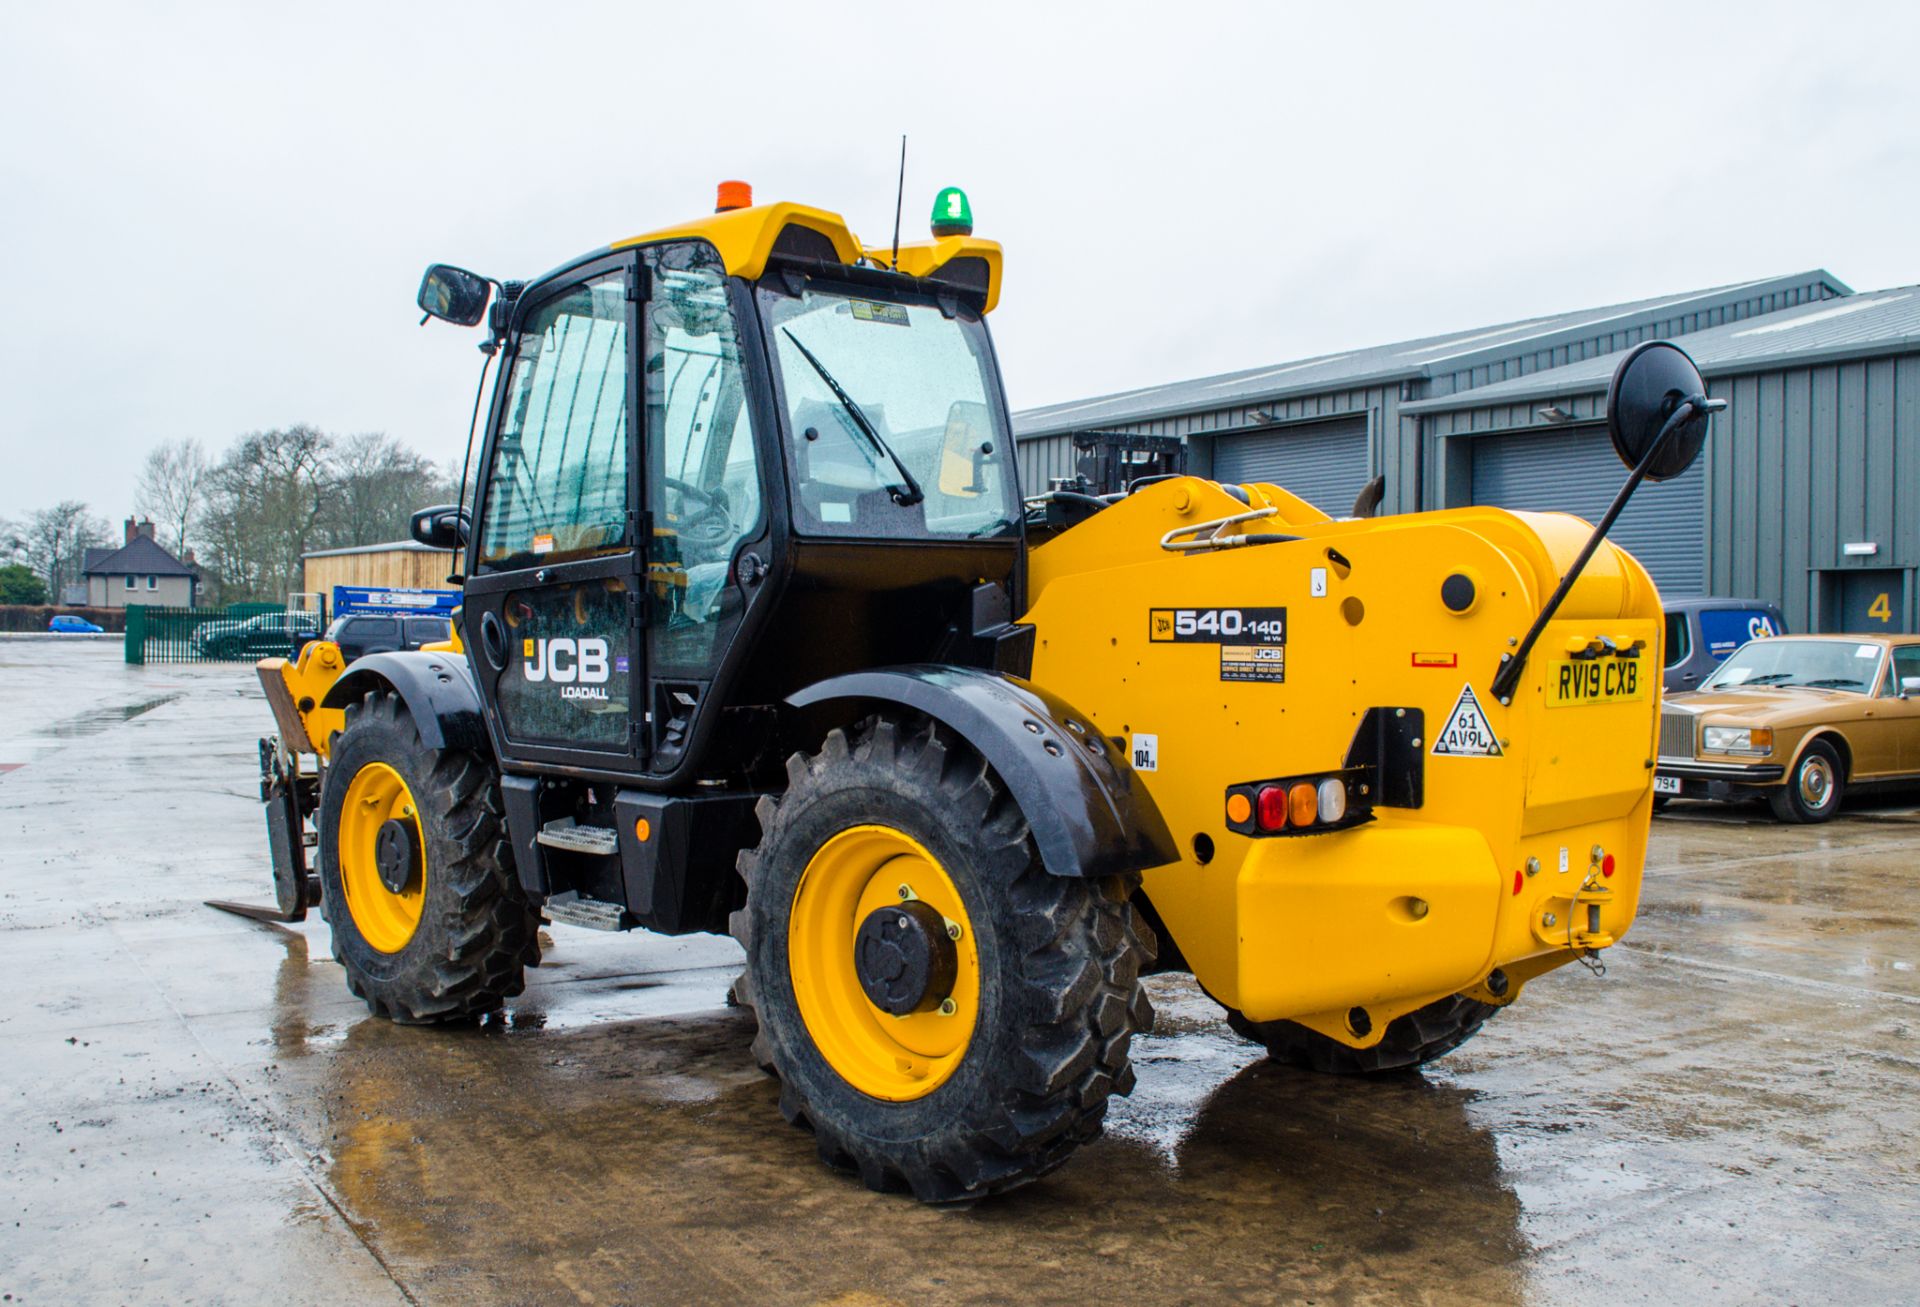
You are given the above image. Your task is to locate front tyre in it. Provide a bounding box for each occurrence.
[732,717,1155,1202]
[1227,993,1499,1075]
[319,690,540,1023]
[1768,739,1843,824]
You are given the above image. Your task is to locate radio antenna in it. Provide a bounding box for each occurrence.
[890,134,906,271]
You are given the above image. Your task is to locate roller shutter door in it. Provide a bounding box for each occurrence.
[1210,416,1369,516]
[1469,425,1704,592]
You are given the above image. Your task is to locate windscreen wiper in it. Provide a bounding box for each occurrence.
[781,328,924,506]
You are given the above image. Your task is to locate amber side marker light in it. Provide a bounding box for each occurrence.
[1287,783,1318,827]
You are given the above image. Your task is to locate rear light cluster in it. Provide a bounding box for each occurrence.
[1224,770,1371,838]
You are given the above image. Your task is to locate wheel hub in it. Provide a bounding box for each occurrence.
[374,817,421,894]
[1801,759,1832,806]
[853,900,957,1016]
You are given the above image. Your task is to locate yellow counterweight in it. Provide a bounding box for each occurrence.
[1023,477,1662,1047]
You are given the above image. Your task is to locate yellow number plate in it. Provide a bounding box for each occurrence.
[1546,658,1649,708]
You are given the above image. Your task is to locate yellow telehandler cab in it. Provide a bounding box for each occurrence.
[251,182,1717,1201]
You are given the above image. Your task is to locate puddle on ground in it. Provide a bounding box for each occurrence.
[0,692,183,772]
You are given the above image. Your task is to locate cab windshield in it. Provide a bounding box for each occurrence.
[760,282,1018,540]
[1703,638,1884,694]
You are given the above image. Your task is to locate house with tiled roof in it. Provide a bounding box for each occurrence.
[82,518,200,608]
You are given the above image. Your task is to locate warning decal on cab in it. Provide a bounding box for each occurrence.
[1432,684,1503,757]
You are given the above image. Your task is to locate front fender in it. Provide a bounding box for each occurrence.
[1780,726,1851,780]
[788,665,1178,880]
[321,650,488,753]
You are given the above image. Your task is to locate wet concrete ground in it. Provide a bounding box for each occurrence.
[2,642,1917,1305]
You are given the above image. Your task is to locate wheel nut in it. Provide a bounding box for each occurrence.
[897,884,913,901]
[945,920,962,941]
[939,998,957,1016]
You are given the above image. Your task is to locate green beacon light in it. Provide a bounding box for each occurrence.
[930,186,973,238]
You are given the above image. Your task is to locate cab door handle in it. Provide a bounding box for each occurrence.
[480,610,507,671]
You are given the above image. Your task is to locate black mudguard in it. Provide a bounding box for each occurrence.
[320,651,488,753]
[788,665,1178,880]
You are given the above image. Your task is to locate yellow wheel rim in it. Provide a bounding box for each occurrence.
[788,825,980,1101]
[337,762,426,954]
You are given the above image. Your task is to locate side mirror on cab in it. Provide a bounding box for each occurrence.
[410,504,471,550]
[417,265,492,327]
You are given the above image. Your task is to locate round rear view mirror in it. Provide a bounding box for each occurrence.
[1605,340,1712,481]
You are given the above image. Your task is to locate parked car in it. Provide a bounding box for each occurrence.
[1656,634,1920,822]
[1662,594,1786,693]
[48,614,104,633]
[192,611,321,659]
[295,612,452,662]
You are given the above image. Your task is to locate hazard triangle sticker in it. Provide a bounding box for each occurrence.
[1432,684,1503,757]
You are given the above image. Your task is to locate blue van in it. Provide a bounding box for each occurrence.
[1662,595,1787,693]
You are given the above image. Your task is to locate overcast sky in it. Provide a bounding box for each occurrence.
[4,1,1917,526]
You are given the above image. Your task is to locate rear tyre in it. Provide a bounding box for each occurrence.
[1768,739,1843,824]
[732,716,1155,1202]
[1226,993,1498,1074]
[319,690,540,1023]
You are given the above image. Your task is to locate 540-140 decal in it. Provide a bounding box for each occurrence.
[1148,608,1287,684]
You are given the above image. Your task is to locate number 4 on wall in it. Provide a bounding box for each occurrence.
[1869,592,1893,623]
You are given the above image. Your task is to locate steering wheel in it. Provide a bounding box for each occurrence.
[662,476,736,549]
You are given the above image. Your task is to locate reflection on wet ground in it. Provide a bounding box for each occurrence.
[3,646,1917,1305]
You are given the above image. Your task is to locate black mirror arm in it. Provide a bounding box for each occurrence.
[1489,394,1720,705]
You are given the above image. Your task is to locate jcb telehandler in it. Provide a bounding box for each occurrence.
[253,182,1717,1201]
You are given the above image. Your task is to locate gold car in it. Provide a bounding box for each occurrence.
[1657,634,1920,822]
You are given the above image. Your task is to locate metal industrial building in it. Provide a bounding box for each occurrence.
[1013,272,1919,634]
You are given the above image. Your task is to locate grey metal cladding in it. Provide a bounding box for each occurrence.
[1404,285,1920,415]
[1705,352,1920,633]
[1011,270,1845,440]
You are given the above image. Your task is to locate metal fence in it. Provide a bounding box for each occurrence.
[124,604,316,665]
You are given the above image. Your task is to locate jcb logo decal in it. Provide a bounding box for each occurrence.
[522,637,611,685]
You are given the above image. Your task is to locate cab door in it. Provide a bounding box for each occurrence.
[637,242,776,774]
[462,255,647,772]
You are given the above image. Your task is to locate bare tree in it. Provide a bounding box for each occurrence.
[197,426,334,603]
[0,517,26,567]
[22,501,112,601]
[327,432,450,549]
[134,438,211,556]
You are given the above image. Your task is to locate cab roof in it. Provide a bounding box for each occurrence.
[608,201,1004,313]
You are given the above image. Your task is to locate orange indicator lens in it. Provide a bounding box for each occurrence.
[1226,792,1253,825]
[1288,782,1318,828]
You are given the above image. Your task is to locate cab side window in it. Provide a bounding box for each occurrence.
[478,275,630,572]
[643,243,764,675]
